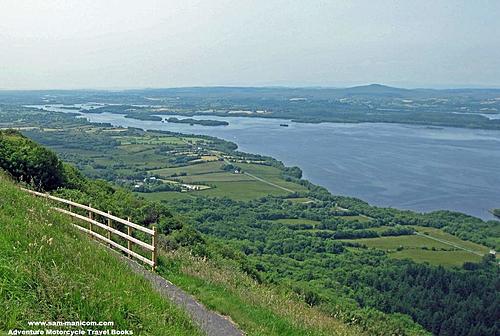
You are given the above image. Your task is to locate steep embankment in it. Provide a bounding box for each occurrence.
[0,173,201,336]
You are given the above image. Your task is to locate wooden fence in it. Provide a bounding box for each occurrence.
[23,188,157,271]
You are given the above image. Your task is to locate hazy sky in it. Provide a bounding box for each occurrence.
[1,0,499,89]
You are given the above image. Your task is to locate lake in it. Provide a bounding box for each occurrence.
[30,105,500,219]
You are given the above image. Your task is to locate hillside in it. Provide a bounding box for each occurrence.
[0,131,368,335]
[0,172,201,335]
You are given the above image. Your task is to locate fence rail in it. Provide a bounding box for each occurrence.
[23,188,157,270]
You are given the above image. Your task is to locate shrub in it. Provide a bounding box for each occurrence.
[0,129,65,190]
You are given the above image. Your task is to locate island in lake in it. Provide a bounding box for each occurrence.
[166,117,229,126]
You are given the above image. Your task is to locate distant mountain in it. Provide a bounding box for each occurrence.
[338,84,411,97]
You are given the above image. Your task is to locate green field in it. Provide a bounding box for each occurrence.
[391,249,482,266]
[152,161,224,177]
[411,226,490,254]
[237,163,309,192]
[150,161,306,201]
[273,218,321,226]
[343,230,488,266]
[333,215,373,222]
[285,197,314,203]
[194,180,290,200]
[180,172,254,183]
[346,235,456,250]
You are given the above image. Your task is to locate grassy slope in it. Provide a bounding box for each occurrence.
[0,174,201,336]
[159,250,364,336]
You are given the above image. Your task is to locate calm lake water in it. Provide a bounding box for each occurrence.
[30,105,500,219]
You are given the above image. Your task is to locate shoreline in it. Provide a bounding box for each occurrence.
[26,104,500,131]
[25,104,500,220]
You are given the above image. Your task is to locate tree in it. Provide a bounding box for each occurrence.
[0,130,65,190]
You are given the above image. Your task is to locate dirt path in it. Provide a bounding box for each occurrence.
[121,255,244,336]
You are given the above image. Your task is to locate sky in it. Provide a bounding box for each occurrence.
[1,0,499,90]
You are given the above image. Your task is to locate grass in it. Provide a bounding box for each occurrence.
[158,250,361,336]
[333,215,372,223]
[343,229,490,266]
[345,235,452,250]
[237,163,308,192]
[285,197,314,203]
[152,161,224,177]
[410,226,490,254]
[180,172,254,183]
[391,250,482,266]
[0,174,201,336]
[273,219,320,226]
[146,160,307,200]
[194,181,290,200]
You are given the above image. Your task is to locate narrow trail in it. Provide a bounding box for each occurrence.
[121,254,244,336]
[31,187,243,336]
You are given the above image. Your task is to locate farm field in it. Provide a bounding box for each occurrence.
[237,163,309,192]
[410,226,491,254]
[342,228,490,266]
[150,160,306,201]
[273,218,321,226]
[391,249,482,266]
[334,215,372,222]
[152,161,224,177]
[180,172,254,183]
[193,180,290,200]
[25,125,308,201]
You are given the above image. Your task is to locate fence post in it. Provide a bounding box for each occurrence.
[88,203,93,233]
[127,217,132,258]
[107,211,112,243]
[152,226,157,272]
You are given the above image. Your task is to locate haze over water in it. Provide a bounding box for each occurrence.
[35,105,500,219]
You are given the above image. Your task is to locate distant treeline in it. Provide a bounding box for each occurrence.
[166,117,229,126]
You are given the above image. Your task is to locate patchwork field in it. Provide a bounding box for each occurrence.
[194,180,291,200]
[150,160,306,200]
